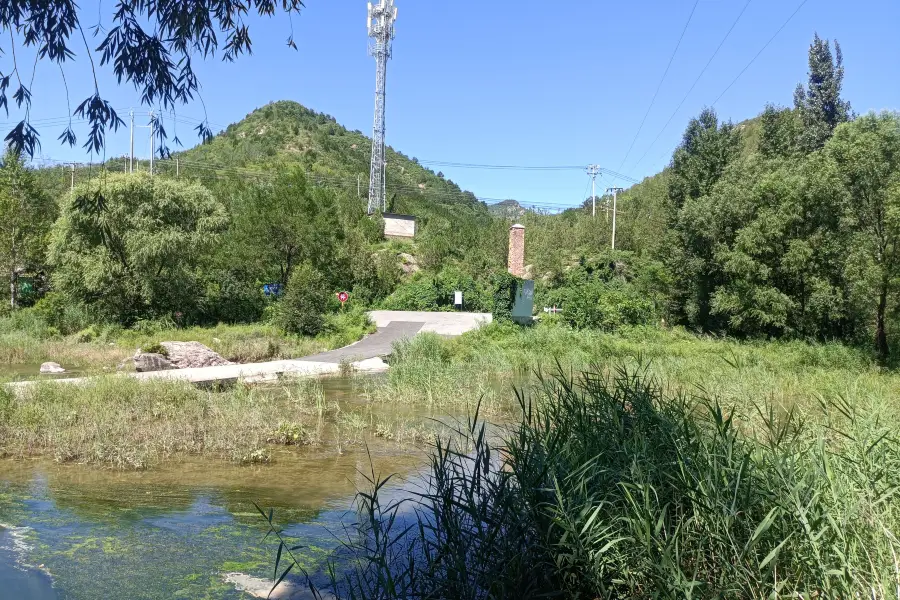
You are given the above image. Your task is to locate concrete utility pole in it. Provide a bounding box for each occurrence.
[149,111,155,177]
[366,0,398,214]
[70,163,75,193]
[586,165,600,218]
[606,187,624,250]
[129,110,134,173]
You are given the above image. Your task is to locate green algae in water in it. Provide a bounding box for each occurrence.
[0,448,424,599]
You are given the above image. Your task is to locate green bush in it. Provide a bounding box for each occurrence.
[491,271,519,323]
[381,275,440,311]
[31,292,94,335]
[562,281,655,330]
[381,266,493,313]
[198,270,267,324]
[275,263,329,336]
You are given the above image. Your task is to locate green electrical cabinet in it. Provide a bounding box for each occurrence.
[511,280,535,324]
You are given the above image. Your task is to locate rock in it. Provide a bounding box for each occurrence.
[159,341,232,370]
[399,252,420,275]
[39,362,66,374]
[133,352,175,373]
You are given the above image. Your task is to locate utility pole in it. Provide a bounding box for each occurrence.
[129,109,134,173]
[366,0,398,214]
[70,163,75,193]
[176,157,179,177]
[586,165,600,218]
[606,187,624,250]
[357,174,361,198]
[149,111,155,177]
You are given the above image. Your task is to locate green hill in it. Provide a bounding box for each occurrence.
[171,101,482,211]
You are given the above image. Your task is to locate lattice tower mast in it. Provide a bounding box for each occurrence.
[367,0,398,213]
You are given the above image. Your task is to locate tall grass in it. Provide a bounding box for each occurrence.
[0,376,435,468]
[266,365,900,598]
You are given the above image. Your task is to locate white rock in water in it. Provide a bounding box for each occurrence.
[353,357,390,373]
[159,341,232,369]
[223,572,328,599]
[39,362,66,374]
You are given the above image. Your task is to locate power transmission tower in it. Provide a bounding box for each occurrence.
[606,187,624,249]
[366,0,398,214]
[585,165,600,218]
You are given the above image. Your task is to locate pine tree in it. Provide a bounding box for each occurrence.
[794,34,852,152]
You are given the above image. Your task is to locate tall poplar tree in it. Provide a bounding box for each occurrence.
[794,34,852,152]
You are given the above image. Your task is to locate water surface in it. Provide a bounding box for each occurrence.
[0,376,434,599]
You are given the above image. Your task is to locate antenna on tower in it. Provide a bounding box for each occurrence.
[366,0,398,214]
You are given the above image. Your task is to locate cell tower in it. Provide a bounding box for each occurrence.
[366,0,398,214]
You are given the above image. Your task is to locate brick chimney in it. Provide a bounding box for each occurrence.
[508,224,525,278]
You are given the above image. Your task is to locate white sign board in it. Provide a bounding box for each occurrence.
[454,291,463,305]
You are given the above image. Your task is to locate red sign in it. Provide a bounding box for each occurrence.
[337,291,349,304]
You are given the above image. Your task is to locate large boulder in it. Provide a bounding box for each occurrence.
[39,362,66,374]
[133,352,175,373]
[159,341,232,370]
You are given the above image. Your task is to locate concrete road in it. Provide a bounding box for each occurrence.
[299,311,492,363]
[297,321,423,364]
[368,310,492,336]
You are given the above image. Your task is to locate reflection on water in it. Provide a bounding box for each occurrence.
[0,375,434,599]
[0,362,85,381]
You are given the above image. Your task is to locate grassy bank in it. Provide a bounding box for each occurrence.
[369,322,894,420]
[0,376,439,469]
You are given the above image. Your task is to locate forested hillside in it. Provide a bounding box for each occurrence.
[521,34,900,363]
[4,33,899,363]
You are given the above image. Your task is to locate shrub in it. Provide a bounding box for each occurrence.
[31,292,94,335]
[491,271,519,323]
[381,276,440,311]
[561,281,655,331]
[275,263,329,336]
[198,270,267,324]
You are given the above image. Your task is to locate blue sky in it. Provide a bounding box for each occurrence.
[14,0,900,208]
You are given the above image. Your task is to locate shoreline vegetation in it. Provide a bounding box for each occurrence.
[1,322,898,471]
[297,362,900,599]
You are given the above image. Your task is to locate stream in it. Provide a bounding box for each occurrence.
[0,378,435,599]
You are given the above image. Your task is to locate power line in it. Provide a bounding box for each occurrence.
[416,160,582,171]
[615,0,701,179]
[711,0,810,106]
[630,0,754,171]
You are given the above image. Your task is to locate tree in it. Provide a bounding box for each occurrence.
[759,104,799,159]
[0,148,53,308]
[668,108,741,211]
[666,108,741,329]
[794,34,852,153]
[275,262,328,336]
[48,173,228,323]
[0,0,304,157]
[228,168,344,287]
[826,113,900,362]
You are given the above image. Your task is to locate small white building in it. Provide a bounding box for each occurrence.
[383,213,416,239]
